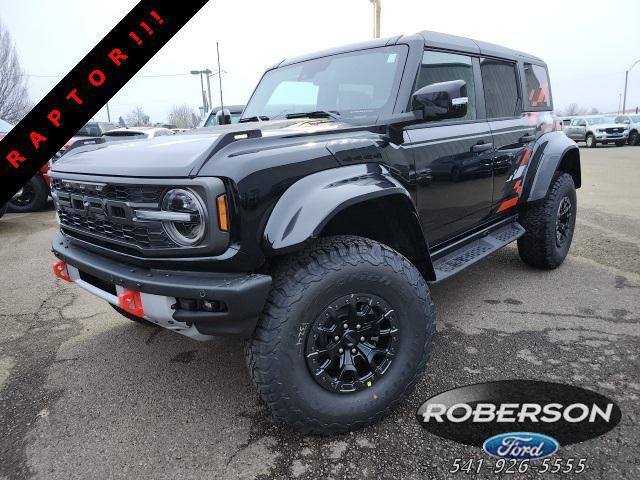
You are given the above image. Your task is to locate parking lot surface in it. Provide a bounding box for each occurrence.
[1,146,639,480]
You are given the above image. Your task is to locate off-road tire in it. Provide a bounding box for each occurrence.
[517,173,576,269]
[110,304,155,326]
[585,134,596,148]
[8,175,49,213]
[246,235,435,434]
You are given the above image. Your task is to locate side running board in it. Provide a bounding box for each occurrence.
[432,222,525,282]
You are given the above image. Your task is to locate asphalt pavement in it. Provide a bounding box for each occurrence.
[0,145,639,480]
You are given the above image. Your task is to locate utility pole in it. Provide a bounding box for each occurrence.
[623,59,640,114]
[216,42,225,115]
[618,93,622,114]
[369,0,381,38]
[106,102,111,122]
[204,69,213,111]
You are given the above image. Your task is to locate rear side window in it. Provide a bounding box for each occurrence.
[480,58,520,118]
[414,51,476,122]
[524,63,551,109]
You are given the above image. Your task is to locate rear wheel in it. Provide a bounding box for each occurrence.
[585,134,596,148]
[246,236,435,433]
[8,175,49,213]
[517,173,577,269]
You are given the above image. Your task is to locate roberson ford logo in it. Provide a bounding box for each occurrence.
[416,380,621,458]
[482,432,559,460]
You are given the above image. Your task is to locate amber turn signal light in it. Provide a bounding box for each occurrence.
[216,194,229,232]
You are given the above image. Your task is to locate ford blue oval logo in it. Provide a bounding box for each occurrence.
[483,432,560,460]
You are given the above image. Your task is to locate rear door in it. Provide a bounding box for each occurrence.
[479,57,535,212]
[406,50,494,246]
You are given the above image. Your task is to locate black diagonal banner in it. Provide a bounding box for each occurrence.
[0,0,210,206]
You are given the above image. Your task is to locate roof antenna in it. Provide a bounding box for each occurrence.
[216,42,226,123]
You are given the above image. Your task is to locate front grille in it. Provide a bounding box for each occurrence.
[52,179,164,203]
[59,210,174,249]
[53,179,177,251]
[605,128,623,134]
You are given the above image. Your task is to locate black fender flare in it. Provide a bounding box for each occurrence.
[263,163,435,278]
[526,133,581,202]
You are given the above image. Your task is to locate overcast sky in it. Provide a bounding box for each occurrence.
[1,0,639,123]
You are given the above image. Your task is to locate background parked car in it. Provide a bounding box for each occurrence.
[102,127,175,139]
[614,114,640,145]
[564,115,629,147]
[1,121,52,213]
[75,121,119,137]
[200,105,245,127]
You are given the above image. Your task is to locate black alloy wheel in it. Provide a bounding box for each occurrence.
[305,294,399,393]
[555,196,573,248]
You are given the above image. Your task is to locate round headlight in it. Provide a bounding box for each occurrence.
[161,189,206,246]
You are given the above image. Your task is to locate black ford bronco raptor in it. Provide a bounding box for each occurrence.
[50,31,580,433]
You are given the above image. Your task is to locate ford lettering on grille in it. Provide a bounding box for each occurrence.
[52,180,175,250]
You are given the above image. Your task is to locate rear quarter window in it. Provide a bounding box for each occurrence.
[524,63,551,110]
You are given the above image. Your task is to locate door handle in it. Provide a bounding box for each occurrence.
[519,134,535,143]
[471,142,493,153]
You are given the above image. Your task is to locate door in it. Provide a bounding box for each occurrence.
[406,51,494,246]
[479,58,535,209]
[567,118,586,141]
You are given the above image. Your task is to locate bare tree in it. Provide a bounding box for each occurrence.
[563,103,587,116]
[126,106,149,127]
[0,20,32,123]
[168,104,198,129]
[589,107,600,115]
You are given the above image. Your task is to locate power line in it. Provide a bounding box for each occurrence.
[16,70,227,79]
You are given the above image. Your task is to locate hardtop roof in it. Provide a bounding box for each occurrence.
[275,31,544,68]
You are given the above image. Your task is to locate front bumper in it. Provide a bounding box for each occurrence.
[52,231,271,340]
[595,132,628,141]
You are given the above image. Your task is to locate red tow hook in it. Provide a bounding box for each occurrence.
[118,290,145,318]
[52,260,71,282]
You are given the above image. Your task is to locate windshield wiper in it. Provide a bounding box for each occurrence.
[239,115,269,123]
[285,110,341,121]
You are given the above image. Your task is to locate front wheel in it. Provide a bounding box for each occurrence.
[246,236,435,434]
[517,173,577,269]
[585,134,597,148]
[629,130,639,146]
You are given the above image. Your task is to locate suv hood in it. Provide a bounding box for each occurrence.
[51,119,351,178]
[591,123,626,130]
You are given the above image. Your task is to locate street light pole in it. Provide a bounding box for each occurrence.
[369,0,381,38]
[191,69,208,116]
[622,59,639,114]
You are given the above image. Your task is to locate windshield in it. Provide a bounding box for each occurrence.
[586,117,612,125]
[242,45,408,121]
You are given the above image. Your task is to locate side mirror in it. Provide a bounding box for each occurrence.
[412,79,468,120]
